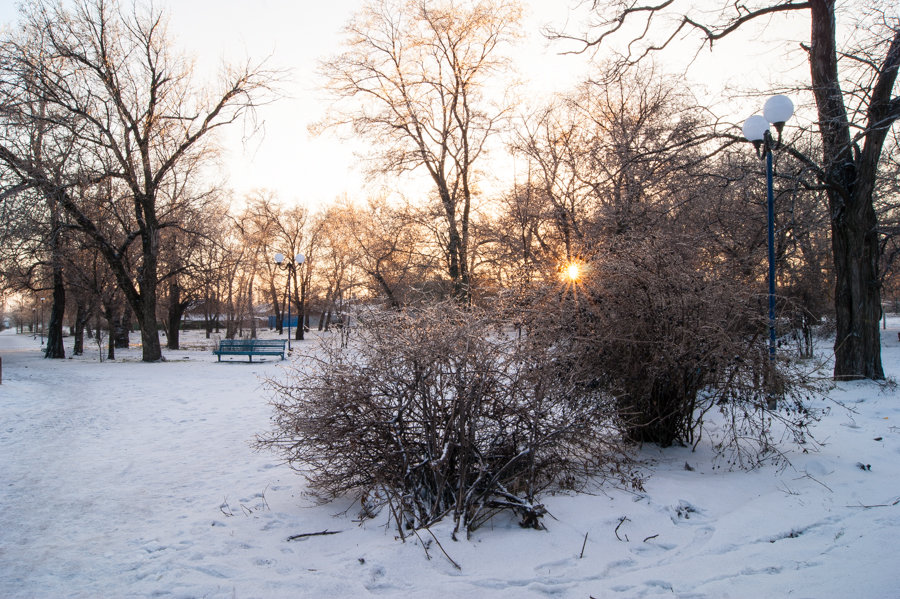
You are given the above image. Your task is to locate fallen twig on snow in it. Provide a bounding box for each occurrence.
[795,473,833,492]
[615,516,630,542]
[286,530,342,541]
[845,498,900,509]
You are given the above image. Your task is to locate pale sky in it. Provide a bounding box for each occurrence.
[167,0,593,210]
[0,1,595,209]
[0,1,812,211]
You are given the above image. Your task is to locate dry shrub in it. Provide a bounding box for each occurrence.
[257,302,634,537]
[528,233,822,468]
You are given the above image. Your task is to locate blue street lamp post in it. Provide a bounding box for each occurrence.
[39,297,45,346]
[274,252,306,354]
[743,95,794,400]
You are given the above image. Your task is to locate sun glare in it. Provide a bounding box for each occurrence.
[564,261,581,283]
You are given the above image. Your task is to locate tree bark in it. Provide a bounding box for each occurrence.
[809,0,888,379]
[72,303,86,356]
[248,277,257,339]
[100,306,116,361]
[166,279,189,350]
[44,193,66,359]
[270,280,282,334]
[829,192,884,378]
[371,269,401,310]
[43,266,66,359]
[107,319,115,361]
[134,217,162,360]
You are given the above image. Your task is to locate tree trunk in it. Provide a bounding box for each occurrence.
[91,316,103,360]
[73,303,87,356]
[136,302,160,360]
[320,286,334,331]
[439,185,466,302]
[300,278,310,340]
[270,280,282,334]
[166,279,188,350]
[204,290,214,338]
[167,308,185,349]
[113,311,130,349]
[107,319,115,361]
[43,265,66,359]
[135,222,162,361]
[100,307,116,361]
[809,0,886,379]
[44,196,66,359]
[372,270,401,309]
[829,186,884,379]
[225,274,237,339]
[248,277,257,339]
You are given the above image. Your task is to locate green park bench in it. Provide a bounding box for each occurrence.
[213,339,287,362]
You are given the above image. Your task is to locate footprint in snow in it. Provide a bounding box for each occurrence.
[669,500,703,524]
[631,541,677,556]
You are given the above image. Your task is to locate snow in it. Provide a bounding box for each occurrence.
[1,326,898,598]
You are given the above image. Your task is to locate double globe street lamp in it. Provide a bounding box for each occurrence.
[274,252,305,353]
[742,94,794,396]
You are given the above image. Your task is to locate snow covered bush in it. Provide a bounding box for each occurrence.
[257,302,635,537]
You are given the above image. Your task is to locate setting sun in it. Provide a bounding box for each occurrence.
[564,261,581,282]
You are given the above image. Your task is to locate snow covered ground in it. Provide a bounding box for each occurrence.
[1,325,898,598]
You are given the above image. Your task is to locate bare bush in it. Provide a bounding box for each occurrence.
[257,302,635,537]
[526,233,823,469]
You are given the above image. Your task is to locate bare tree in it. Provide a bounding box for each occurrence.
[0,48,76,359]
[240,196,318,341]
[313,206,360,330]
[478,180,549,289]
[64,236,126,361]
[342,197,436,308]
[319,0,522,302]
[877,130,900,297]
[510,68,709,263]
[552,0,900,379]
[0,180,68,358]
[157,173,230,349]
[0,0,277,361]
[192,232,230,339]
[234,192,282,333]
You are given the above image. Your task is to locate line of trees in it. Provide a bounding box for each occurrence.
[1,0,898,387]
[0,0,276,360]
